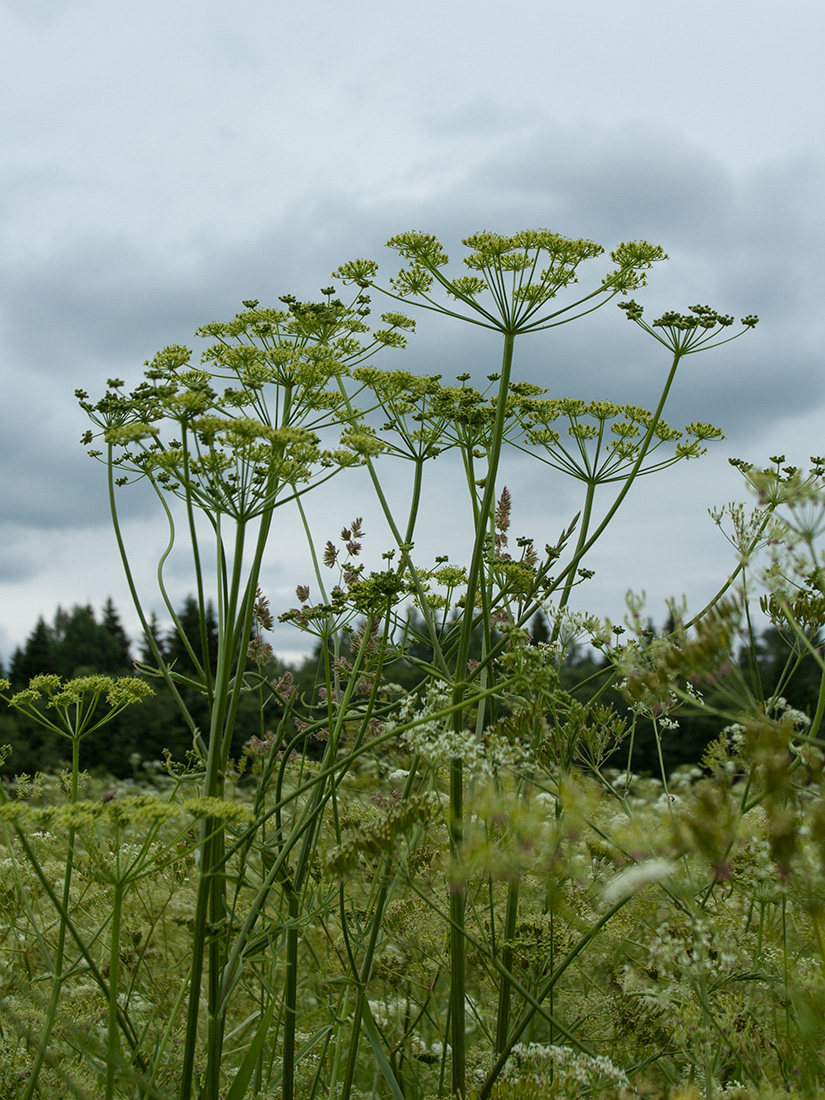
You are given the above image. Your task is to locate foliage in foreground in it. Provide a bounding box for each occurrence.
[1,723,824,1100]
[3,228,823,1100]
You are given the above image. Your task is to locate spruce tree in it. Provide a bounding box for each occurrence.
[51,604,109,676]
[9,617,55,687]
[530,610,550,645]
[139,612,167,666]
[101,597,133,670]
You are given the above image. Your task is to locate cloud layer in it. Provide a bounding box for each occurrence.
[1,0,823,663]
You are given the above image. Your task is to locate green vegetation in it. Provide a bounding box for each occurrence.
[2,229,823,1100]
[3,599,821,781]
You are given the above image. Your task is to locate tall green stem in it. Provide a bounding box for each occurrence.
[105,880,125,1100]
[551,479,597,640]
[494,879,520,1054]
[22,737,81,1100]
[450,330,516,1097]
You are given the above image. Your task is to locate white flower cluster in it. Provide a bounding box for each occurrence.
[396,686,515,779]
[766,694,811,729]
[503,1042,630,1090]
[723,696,810,759]
[538,600,608,654]
[636,915,740,994]
[684,680,705,704]
[721,722,747,754]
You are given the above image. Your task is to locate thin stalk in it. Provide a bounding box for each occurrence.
[182,433,214,698]
[333,371,450,679]
[191,442,289,1099]
[279,618,383,1099]
[809,662,825,740]
[22,737,81,1100]
[683,509,776,632]
[179,518,249,1100]
[294,490,333,604]
[455,331,517,667]
[479,895,632,1099]
[104,880,125,1100]
[449,329,517,1097]
[203,523,250,1100]
[106,449,199,739]
[325,987,352,1100]
[220,675,511,880]
[338,867,394,1100]
[406,875,606,1066]
[494,878,520,1054]
[6,818,140,1052]
[281,891,301,1100]
[551,478,597,638]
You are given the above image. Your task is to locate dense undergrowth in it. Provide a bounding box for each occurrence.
[2,229,823,1099]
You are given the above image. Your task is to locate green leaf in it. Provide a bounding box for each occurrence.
[363,1001,406,1100]
[224,995,279,1100]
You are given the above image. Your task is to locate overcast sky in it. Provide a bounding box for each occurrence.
[1,0,823,666]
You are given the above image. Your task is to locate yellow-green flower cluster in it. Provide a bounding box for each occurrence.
[336,229,668,338]
[79,291,416,519]
[2,674,154,742]
[326,794,432,878]
[619,298,759,354]
[513,395,724,484]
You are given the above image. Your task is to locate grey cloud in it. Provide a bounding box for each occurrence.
[376,121,824,443]
[1,119,821,545]
[2,240,231,372]
[0,0,86,27]
[0,526,44,584]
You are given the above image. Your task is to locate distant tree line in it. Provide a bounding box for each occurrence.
[1,598,283,777]
[1,598,821,779]
[552,613,824,776]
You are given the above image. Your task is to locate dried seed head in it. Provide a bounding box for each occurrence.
[495,486,511,533]
[253,586,275,631]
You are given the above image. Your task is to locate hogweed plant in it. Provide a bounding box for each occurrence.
[5,229,822,1100]
[333,234,753,1095]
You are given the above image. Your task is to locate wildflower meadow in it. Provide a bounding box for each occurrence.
[2,230,824,1100]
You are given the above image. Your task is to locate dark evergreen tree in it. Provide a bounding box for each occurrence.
[165,596,219,682]
[2,596,277,777]
[530,610,550,646]
[101,597,133,670]
[5,617,62,772]
[51,604,128,676]
[9,617,56,687]
[139,612,167,665]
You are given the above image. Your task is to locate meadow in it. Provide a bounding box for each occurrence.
[2,230,822,1100]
